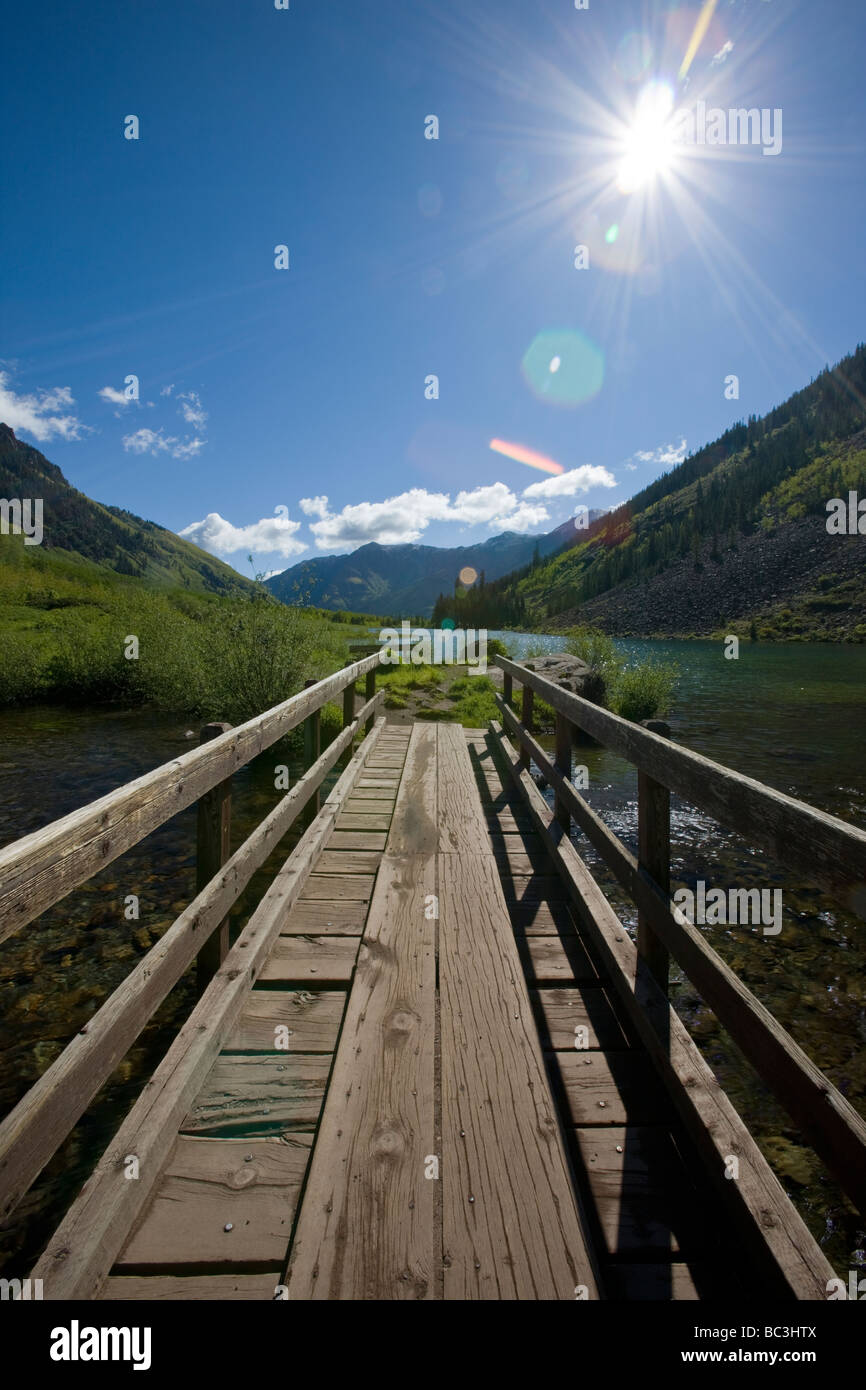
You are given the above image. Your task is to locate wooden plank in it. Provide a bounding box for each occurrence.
[0,715,360,1227]
[0,653,382,940]
[316,849,382,874]
[491,848,550,877]
[344,787,398,801]
[326,830,387,851]
[510,900,581,935]
[484,806,535,834]
[280,901,367,935]
[494,655,866,917]
[116,1136,312,1267]
[30,720,387,1299]
[516,935,600,985]
[335,813,392,831]
[574,1126,706,1256]
[386,724,438,855]
[437,725,490,853]
[286,852,438,1299]
[183,1055,329,1135]
[490,721,838,1299]
[558,1052,667,1127]
[342,798,395,815]
[439,851,599,1299]
[225,991,345,1053]
[300,873,376,899]
[258,936,359,984]
[531,987,629,1051]
[101,1274,281,1301]
[501,873,568,904]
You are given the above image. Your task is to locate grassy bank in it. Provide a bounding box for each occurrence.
[0,538,355,723]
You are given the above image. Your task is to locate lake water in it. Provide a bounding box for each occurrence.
[0,637,864,1276]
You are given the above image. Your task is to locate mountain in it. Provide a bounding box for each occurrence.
[0,424,255,596]
[264,511,609,618]
[438,345,866,641]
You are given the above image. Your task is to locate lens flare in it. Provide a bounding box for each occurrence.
[679,0,719,81]
[489,439,564,474]
[521,329,605,407]
[458,566,478,585]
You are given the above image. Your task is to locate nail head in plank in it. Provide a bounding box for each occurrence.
[116,1135,313,1267]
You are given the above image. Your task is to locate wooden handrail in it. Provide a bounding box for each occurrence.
[494,654,866,918]
[0,653,382,941]
[494,693,866,1213]
[33,716,389,1300]
[489,721,837,1298]
[0,689,384,1224]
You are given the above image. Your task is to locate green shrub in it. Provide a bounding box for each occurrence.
[611,661,677,722]
[562,625,622,705]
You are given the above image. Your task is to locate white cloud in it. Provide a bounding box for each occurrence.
[123,426,207,459]
[305,489,452,548]
[522,464,616,499]
[179,510,307,559]
[98,385,135,407]
[450,482,516,525]
[711,40,734,66]
[160,384,174,396]
[177,390,208,428]
[0,371,88,442]
[625,462,638,471]
[299,495,330,519]
[497,500,550,530]
[302,483,550,550]
[633,438,688,466]
[172,437,207,459]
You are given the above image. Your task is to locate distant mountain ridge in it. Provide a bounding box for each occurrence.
[264,512,609,617]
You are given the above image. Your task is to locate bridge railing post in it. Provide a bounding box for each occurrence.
[303,678,321,815]
[365,667,376,735]
[554,713,571,833]
[503,672,513,709]
[638,719,671,996]
[195,721,232,995]
[519,684,534,771]
[342,676,356,765]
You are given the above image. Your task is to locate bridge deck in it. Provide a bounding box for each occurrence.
[37,722,760,1300]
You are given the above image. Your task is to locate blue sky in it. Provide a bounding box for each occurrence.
[2,0,864,579]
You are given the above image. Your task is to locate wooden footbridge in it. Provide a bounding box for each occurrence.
[1,652,864,1300]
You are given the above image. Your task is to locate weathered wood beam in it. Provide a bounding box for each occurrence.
[0,654,382,941]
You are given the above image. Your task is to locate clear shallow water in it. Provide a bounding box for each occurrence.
[0,639,864,1277]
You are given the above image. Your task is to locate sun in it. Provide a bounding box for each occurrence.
[616,81,678,195]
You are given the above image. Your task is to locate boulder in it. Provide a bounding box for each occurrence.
[519,653,602,702]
